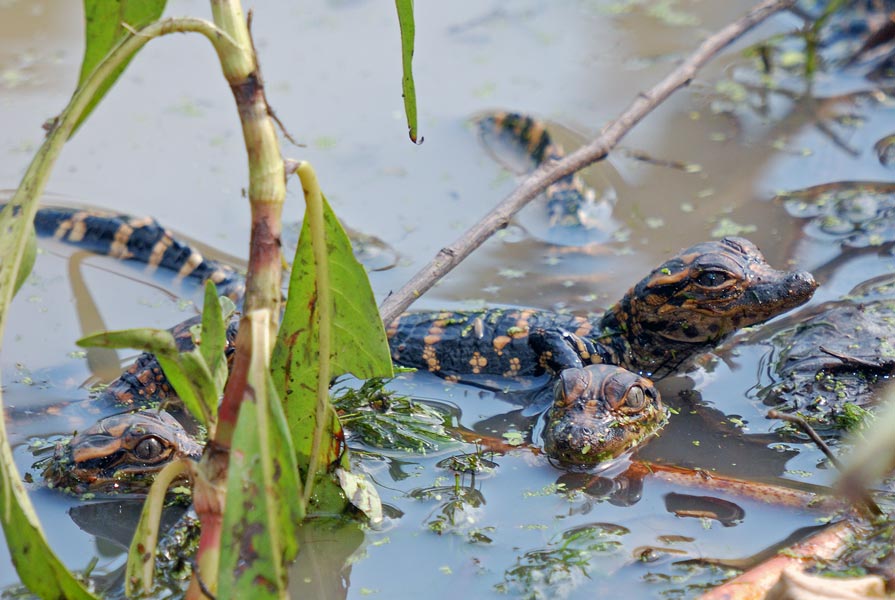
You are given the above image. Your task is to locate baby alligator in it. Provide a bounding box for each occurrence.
[388,236,818,380]
[43,411,202,495]
[543,365,666,466]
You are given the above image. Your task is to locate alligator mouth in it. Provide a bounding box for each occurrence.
[543,408,668,468]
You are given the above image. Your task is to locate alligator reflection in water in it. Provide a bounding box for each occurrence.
[65,500,192,597]
[556,458,839,513]
[663,493,745,528]
[64,500,367,598]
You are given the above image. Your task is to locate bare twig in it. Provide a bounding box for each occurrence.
[767,410,844,469]
[767,409,883,517]
[820,346,895,373]
[379,0,796,324]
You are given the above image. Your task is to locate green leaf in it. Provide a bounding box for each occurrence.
[0,393,98,600]
[199,281,228,374]
[272,191,393,472]
[273,163,392,513]
[73,0,167,135]
[0,205,38,307]
[395,0,421,143]
[183,350,220,423]
[218,311,303,599]
[77,327,179,355]
[125,459,192,596]
[77,326,222,428]
[156,353,213,428]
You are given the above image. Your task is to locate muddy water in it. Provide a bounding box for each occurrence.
[2,1,894,598]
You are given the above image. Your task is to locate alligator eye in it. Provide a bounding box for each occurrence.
[695,270,731,288]
[133,436,165,461]
[624,386,647,411]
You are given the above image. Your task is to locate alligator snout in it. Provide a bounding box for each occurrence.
[748,268,817,311]
[787,270,818,297]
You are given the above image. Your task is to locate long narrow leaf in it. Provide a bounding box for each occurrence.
[395,0,421,143]
[77,327,179,355]
[125,458,192,596]
[156,354,212,428]
[11,227,36,296]
[199,281,231,390]
[73,0,167,135]
[78,327,220,428]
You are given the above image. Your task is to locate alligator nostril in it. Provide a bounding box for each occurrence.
[786,270,818,295]
[795,271,816,287]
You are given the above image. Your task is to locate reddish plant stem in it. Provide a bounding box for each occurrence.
[190,2,286,596]
[212,4,285,450]
[624,461,846,512]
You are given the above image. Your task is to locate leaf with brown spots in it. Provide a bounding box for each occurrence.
[272,165,392,511]
[218,311,303,598]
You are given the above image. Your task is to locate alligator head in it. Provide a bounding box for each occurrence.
[543,364,667,467]
[601,237,817,378]
[41,410,202,495]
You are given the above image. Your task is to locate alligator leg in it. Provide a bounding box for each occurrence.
[528,327,590,374]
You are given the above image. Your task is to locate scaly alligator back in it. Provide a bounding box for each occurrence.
[387,308,612,379]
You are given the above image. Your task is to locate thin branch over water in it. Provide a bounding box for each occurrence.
[379,0,796,324]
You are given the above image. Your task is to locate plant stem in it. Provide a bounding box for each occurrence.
[211,0,286,333]
[295,162,332,506]
[190,2,292,593]
[213,0,287,446]
[125,459,193,596]
[378,0,796,324]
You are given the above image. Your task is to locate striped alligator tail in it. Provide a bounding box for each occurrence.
[478,111,599,230]
[25,205,245,301]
